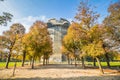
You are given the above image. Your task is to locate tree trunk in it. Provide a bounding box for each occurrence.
[105,53,110,68]
[81,57,85,69]
[22,51,26,67]
[12,61,17,76]
[75,57,77,67]
[67,55,70,64]
[46,58,49,65]
[96,57,104,74]
[45,59,47,65]
[39,56,41,63]
[12,56,18,76]
[31,56,35,69]
[5,52,11,69]
[43,55,45,65]
[0,53,2,62]
[93,58,96,67]
[70,59,73,65]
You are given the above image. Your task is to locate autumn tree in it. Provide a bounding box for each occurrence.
[104,1,120,27]
[74,0,100,66]
[42,39,52,65]
[62,46,71,64]
[21,34,28,67]
[24,21,52,69]
[103,1,120,43]
[63,22,88,68]
[82,41,105,74]
[82,25,106,74]
[0,23,25,68]
[103,1,120,67]
[75,0,99,29]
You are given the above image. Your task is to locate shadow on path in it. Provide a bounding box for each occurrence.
[6,76,120,80]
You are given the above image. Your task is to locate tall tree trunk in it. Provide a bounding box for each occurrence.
[5,52,11,69]
[47,59,49,64]
[93,58,96,67]
[67,55,70,64]
[43,55,45,65]
[22,51,26,67]
[70,59,73,65]
[39,56,41,63]
[105,53,110,68]
[96,57,104,74]
[75,57,77,67]
[45,59,47,65]
[31,56,35,69]
[81,57,85,69]
[0,53,2,61]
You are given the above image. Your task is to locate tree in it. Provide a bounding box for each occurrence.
[74,0,100,68]
[103,1,120,27]
[62,46,70,64]
[0,0,13,26]
[24,21,52,69]
[82,41,105,74]
[0,12,13,26]
[75,0,99,29]
[103,1,120,43]
[82,25,106,74]
[103,1,120,67]
[21,34,28,67]
[63,22,88,68]
[1,23,25,68]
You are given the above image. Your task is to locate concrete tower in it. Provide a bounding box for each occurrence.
[47,18,70,62]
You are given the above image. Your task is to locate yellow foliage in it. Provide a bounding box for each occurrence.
[82,40,105,57]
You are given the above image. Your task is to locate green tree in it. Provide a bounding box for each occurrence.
[0,0,13,26]
[0,12,13,26]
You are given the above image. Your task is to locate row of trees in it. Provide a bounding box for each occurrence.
[62,1,120,74]
[0,21,52,69]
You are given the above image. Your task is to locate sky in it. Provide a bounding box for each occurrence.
[0,0,118,35]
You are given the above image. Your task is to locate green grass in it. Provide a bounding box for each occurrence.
[86,61,120,67]
[0,61,120,68]
[0,62,22,68]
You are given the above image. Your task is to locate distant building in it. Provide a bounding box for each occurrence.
[47,18,70,62]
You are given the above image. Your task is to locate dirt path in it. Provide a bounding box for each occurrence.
[0,64,120,80]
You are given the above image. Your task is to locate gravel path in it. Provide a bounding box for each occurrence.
[0,64,120,80]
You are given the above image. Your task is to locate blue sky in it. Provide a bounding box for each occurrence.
[0,0,118,34]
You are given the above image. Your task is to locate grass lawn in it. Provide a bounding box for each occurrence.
[0,62,22,68]
[86,61,120,67]
[0,61,120,68]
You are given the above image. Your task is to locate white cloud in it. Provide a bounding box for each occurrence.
[0,15,48,35]
[0,15,73,35]
[13,15,48,33]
